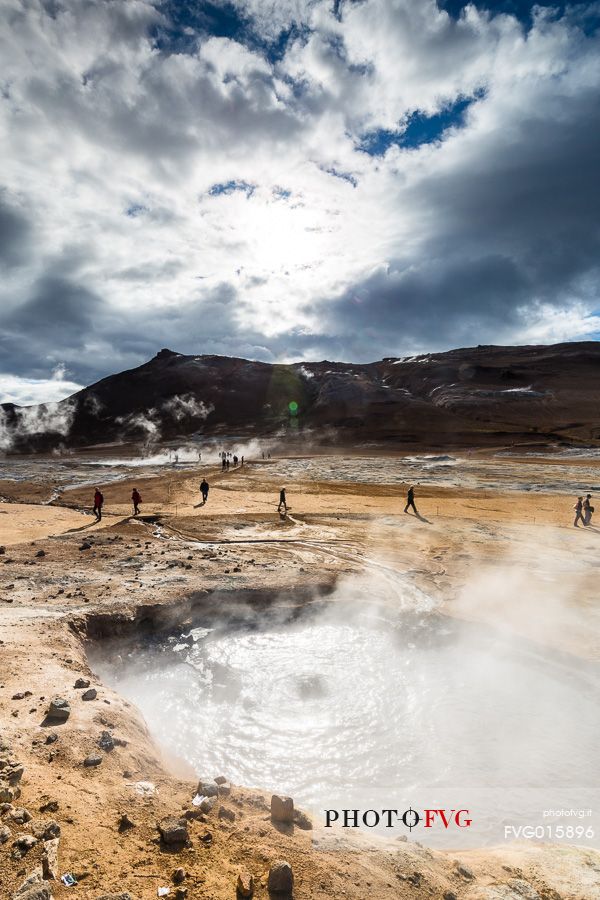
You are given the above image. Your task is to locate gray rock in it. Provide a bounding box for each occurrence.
[237,871,254,898]
[47,698,70,722]
[82,688,97,701]
[38,820,60,840]
[199,796,216,814]
[12,833,38,857]
[13,885,51,900]
[218,805,235,822]
[98,731,114,752]
[158,816,188,845]
[456,863,475,880]
[35,550,46,558]
[45,734,58,745]
[95,894,134,900]
[443,892,458,900]
[217,780,231,796]
[14,868,43,895]
[271,794,294,824]
[74,678,90,689]
[267,860,294,895]
[42,837,59,880]
[293,809,312,830]
[172,867,185,884]
[9,807,31,825]
[83,754,103,767]
[0,824,11,843]
[196,778,218,797]
[0,783,20,803]
[509,879,542,899]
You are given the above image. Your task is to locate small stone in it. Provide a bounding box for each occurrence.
[82,688,97,701]
[172,867,185,884]
[45,733,58,745]
[214,775,228,785]
[12,833,38,856]
[35,550,46,558]
[42,837,59,880]
[39,799,58,813]
[38,820,60,840]
[237,871,254,898]
[47,698,70,721]
[271,794,294,824]
[508,879,542,899]
[456,863,475,880]
[74,678,90,689]
[83,754,102,767]
[0,824,10,843]
[79,541,92,551]
[218,805,235,822]
[9,807,31,825]
[196,778,218,797]
[267,860,293,895]
[118,813,135,832]
[0,783,20,803]
[217,780,231,796]
[98,731,114,751]
[12,692,32,700]
[200,796,216,814]
[158,817,188,845]
[174,890,187,900]
[14,885,51,900]
[293,809,312,830]
[443,892,458,900]
[95,894,134,900]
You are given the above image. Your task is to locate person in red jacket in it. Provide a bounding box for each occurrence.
[131,488,142,516]
[93,488,104,522]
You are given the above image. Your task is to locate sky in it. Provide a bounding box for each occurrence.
[1,0,600,404]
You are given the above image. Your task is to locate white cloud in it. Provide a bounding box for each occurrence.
[0,0,598,383]
[0,373,84,406]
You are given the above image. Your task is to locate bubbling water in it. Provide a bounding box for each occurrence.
[94,607,600,846]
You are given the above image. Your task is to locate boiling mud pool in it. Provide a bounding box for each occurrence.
[95,608,600,847]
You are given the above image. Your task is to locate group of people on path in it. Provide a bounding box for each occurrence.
[92,476,593,530]
[93,487,142,522]
[574,494,594,527]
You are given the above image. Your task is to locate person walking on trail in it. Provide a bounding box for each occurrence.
[200,478,209,504]
[93,488,104,522]
[278,487,287,514]
[583,494,594,526]
[131,488,142,516]
[404,485,418,515]
[574,496,585,527]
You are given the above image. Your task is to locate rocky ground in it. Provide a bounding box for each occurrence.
[1,452,599,899]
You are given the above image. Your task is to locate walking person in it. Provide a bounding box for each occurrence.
[583,494,594,526]
[93,487,104,522]
[404,485,419,515]
[278,487,287,514]
[574,496,585,527]
[200,478,209,504]
[131,488,142,516]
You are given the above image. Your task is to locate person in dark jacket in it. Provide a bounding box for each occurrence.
[404,485,418,515]
[131,488,142,516]
[200,478,209,504]
[574,496,585,527]
[583,494,594,526]
[93,488,104,522]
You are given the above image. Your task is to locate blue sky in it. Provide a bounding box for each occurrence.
[0,0,599,402]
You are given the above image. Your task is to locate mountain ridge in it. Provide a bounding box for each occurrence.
[2,341,600,451]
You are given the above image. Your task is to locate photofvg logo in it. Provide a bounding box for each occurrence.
[325,808,472,832]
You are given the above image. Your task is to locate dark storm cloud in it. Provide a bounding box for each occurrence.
[0,197,31,270]
[320,68,600,357]
[0,277,103,379]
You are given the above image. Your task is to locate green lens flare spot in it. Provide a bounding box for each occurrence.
[288,401,299,416]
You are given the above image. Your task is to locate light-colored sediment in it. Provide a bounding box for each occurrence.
[0,452,599,899]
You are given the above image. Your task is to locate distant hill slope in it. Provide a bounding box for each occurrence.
[3,342,600,451]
